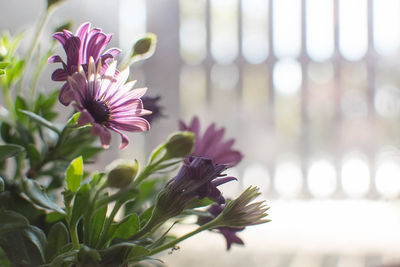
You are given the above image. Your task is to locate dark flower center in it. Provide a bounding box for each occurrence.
[86,100,110,124]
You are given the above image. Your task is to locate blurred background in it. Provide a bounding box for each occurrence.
[3,0,400,266]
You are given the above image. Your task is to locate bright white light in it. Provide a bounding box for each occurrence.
[180,18,206,64]
[274,158,303,198]
[341,90,368,118]
[119,0,147,54]
[273,0,301,58]
[306,0,334,61]
[339,0,368,61]
[307,160,337,198]
[341,154,370,198]
[375,161,400,198]
[373,0,400,56]
[374,84,400,118]
[243,163,270,194]
[211,0,238,64]
[273,59,302,96]
[242,0,269,64]
[211,64,239,90]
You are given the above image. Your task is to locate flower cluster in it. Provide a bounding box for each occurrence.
[49,22,150,149]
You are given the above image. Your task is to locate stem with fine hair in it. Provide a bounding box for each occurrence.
[17,9,50,95]
[148,218,221,256]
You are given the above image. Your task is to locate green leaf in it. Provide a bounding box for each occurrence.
[27,143,41,168]
[0,62,9,69]
[66,156,83,192]
[0,70,5,76]
[0,210,29,235]
[70,183,90,227]
[0,226,47,266]
[46,212,64,223]
[0,123,13,143]
[46,222,69,262]
[15,96,28,124]
[49,249,78,267]
[22,177,65,214]
[139,206,154,227]
[0,144,24,161]
[0,211,47,266]
[87,204,107,247]
[112,213,139,240]
[19,109,61,135]
[128,245,150,260]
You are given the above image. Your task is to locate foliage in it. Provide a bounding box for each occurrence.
[0,1,269,266]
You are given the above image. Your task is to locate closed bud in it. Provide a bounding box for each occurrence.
[55,21,73,33]
[107,159,139,188]
[131,33,157,58]
[47,0,64,9]
[165,131,195,159]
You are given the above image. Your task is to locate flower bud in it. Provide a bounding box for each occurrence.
[131,33,157,58]
[47,0,64,9]
[165,131,195,159]
[107,159,139,188]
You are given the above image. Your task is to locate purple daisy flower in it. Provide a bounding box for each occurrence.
[48,22,121,106]
[179,117,243,167]
[206,204,245,250]
[155,156,237,219]
[67,57,151,149]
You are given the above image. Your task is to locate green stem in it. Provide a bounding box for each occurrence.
[129,209,164,240]
[133,156,166,186]
[148,218,221,256]
[30,42,55,96]
[3,86,16,120]
[69,223,80,249]
[17,9,50,95]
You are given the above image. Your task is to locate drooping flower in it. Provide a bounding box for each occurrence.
[154,156,236,219]
[199,187,269,250]
[179,117,243,167]
[141,95,164,124]
[67,57,150,149]
[48,22,121,106]
[201,204,245,250]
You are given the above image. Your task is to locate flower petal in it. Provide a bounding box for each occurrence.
[78,109,95,125]
[58,83,75,106]
[48,55,64,63]
[51,69,68,81]
[91,123,111,149]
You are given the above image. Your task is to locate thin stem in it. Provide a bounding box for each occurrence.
[69,223,80,249]
[148,218,221,256]
[17,9,50,95]
[3,86,16,120]
[31,42,55,96]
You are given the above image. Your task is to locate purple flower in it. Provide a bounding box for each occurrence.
[198,187,269,250]
[67,57,150,149]
[141,95,164,124]
[155,156,236,219]
[48,22,121,106]
[179,117,243,167]
[206,204,245,250]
